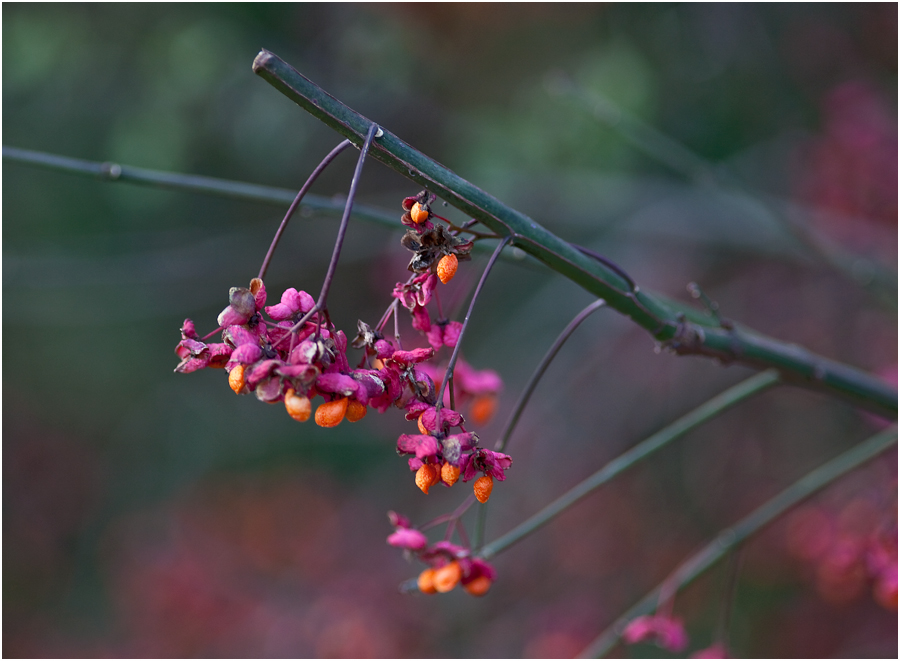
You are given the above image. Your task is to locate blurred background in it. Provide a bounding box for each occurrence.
[3,4,896,657]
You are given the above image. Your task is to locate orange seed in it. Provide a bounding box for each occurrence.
[410,202,430,224]
[463,575,492,597]
[437,253,458,284]
[346,399,367,422]
[473,475,494,503]
[470,394,498,425]
[417,568,438,594]
[417,413,428,435]
[441,462,460,486]
[284,388,312,422]
[433,561,462,593]
[315,397,348,428]
[228,365,246,394]
[415,464,440,494]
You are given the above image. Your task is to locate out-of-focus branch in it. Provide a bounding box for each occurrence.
[548,77,897,308]
[479,370,781,558]
[2,144,399,228]
[577,425,898,658]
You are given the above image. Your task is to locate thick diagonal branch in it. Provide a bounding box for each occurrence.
[251,49,896,418]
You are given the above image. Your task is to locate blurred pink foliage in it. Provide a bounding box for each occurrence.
[792,80,898,262]
[785,475,897,612]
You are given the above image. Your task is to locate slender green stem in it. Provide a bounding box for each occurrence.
[3,144,529,268]
[495,298,608,453]
[251,49,897,418]
[715,546,744,651]
[2,144,398,228]
[577,425,898,659]
[479,370,781,559]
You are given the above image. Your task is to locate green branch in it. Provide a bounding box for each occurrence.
[2,144,399,229]
[251,49,897,418]
[3,144,531,267]
[479,370,781,559]
[577,425,897,658]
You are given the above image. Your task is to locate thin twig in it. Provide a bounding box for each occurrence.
[577,425,898,658]
[479,370,781,559]
[419,494,477,531]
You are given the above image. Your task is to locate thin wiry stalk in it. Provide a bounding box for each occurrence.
[495,298,607,453]
[435,236,512,412]
[474,296,607,551]
[258,139,352,280]
[271,124,380,349]
[577,425,898,658]
[317,124,380,310]
[479,370,781,559]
